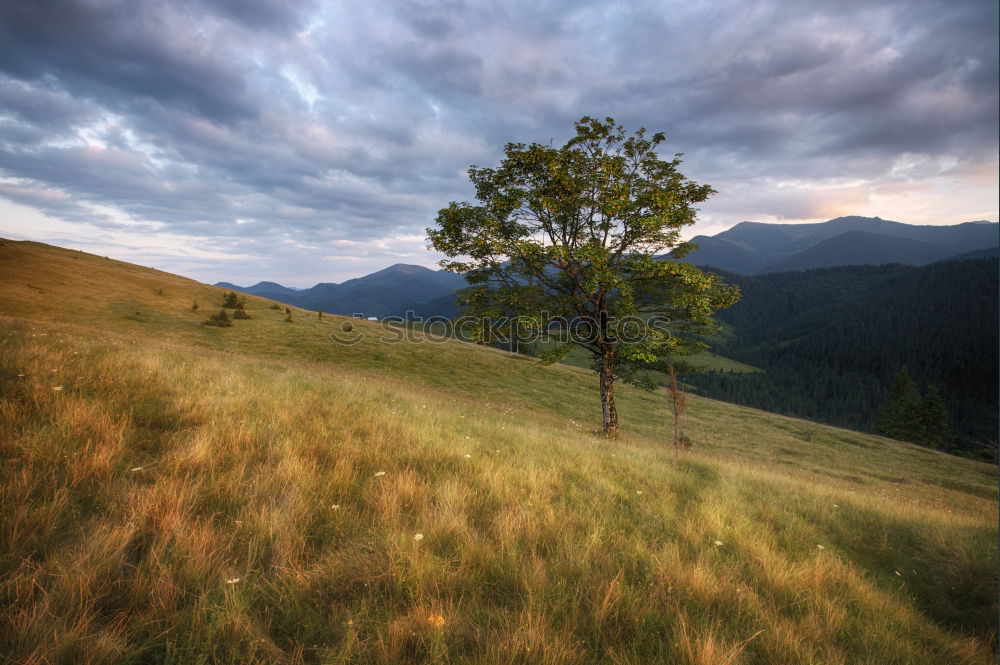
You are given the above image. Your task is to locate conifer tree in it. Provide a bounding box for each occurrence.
[223,291,239,308]
[876,366,921,441]
[917,385,951,449]
[232,303,251,320]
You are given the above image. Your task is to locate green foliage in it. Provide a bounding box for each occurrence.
[872,368,955,452]
[428,116,739,434]
[204,308,232,327]
[222,291,239,308]
[877,366,922,441]
[284,312,293,323]
[684,260,997,455]
[232,304,251,320]
[918,385,951,450]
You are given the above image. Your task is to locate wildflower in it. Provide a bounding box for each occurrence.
[346,620,353,626]
[226,577,240,584]
[427,614,445,629]
[636,490,643,495]
[374,471,386,477]
[832,504,839,508]
[894,571,901,576]
[464,454,471,458]
[331,504,340,510]
[52,386,63,391]
[130,466,143,472]
[714,540,724,547]
[816,545,825,550]
[413,533,424,541]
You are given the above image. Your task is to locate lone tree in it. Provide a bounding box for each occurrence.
[428,116,739,436]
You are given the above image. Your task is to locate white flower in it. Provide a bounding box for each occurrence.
[816,545,825,550]
[130,466,143,472]
[464,454,472,458]
[52,386,63,391]
[374,471,386,477]
[714,540,724,547]
[331,504,340,510]
[226,577,240,584]
[413,533,424,541]
[636,490,643,495]
[894,571,902,576]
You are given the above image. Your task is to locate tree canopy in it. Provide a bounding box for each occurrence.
[428,116,739,435]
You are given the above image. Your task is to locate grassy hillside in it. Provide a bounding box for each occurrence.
[0,239,996,664]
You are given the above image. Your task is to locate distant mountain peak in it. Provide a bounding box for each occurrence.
[378,263,435,275]
[684,216,999,274]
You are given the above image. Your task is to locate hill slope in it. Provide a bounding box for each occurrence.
[686,260,999,452]
[0,239,996,665]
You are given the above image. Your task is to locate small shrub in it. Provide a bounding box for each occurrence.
[269,303,281,310]
[125,311,144,322]
[222,291,239,308]
[285,306,292,314]
[191,302,199,311]
[233,305,251,320]
[204,309,232,327]
[284,312,293,323]
[318,310,323,319]
[155,287,165,296]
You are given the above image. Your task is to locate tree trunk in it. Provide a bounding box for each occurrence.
[599,347,619,437]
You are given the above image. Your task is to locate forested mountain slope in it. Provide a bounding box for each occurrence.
[686,259,998,456]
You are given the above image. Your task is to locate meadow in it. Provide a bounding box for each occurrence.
[0,239,996,664]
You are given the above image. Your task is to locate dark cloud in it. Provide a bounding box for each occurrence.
[0,0,995,283]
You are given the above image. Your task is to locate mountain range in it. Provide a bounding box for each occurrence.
[217,263,467,318]
[218,216,999,317]
[679,216,998,273]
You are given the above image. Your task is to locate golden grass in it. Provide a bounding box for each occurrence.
[0,238,996,664]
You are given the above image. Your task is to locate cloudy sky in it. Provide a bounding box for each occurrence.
[0,0,996,286]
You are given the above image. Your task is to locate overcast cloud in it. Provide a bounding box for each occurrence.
[0,0,996,285]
